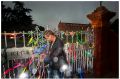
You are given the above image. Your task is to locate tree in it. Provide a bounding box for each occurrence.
[1,2,13,32]
[12,1,33,31]
[1,1,44,32]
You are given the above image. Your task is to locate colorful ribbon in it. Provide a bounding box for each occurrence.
[3,57,33,75]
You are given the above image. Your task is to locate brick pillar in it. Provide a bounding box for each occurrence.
[87,6,115,77]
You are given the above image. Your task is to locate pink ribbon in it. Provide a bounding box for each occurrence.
[3,58,33,75]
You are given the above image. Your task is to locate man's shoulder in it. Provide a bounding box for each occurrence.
[56,37,64,44]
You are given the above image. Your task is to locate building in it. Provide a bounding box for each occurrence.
[58,22,91,32]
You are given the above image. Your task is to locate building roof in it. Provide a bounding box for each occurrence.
[58,22,91,32]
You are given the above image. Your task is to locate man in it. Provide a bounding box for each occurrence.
[44,30,67,78]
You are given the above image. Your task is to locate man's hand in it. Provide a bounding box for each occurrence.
[40,53,46,62]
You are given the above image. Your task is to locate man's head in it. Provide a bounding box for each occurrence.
[44,30,56,42]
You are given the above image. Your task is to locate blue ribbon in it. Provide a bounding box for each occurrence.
[33,44,47,54]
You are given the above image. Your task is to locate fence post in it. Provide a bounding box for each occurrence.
[65,31,69,43]
[35,26,39,45]
[14,31,16,47]
[23,31,26,47]
[46,25,49,30]
[30,31,33,47]
[4,31,7,48]
[81,31,82,43]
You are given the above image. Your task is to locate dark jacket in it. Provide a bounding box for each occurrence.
[48,37,67,69]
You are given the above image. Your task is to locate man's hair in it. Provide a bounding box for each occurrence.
[44,30,55,36]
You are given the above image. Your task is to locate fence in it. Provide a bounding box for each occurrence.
[1,29,94,78]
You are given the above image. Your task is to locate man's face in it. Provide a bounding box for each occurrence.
[44,35,52,42]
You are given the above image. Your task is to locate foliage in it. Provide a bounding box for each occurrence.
[2,1,44,32]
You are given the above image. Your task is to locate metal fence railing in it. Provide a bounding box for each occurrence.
[1,29,94,78]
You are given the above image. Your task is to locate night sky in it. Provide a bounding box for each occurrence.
[3,1,118,30]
